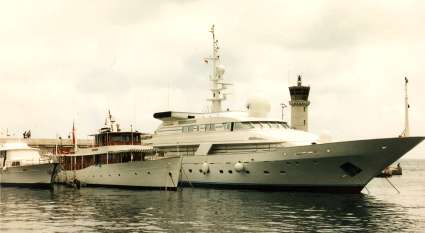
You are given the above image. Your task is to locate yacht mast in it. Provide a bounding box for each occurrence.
[401,77,410,137]
[206,25,229,113]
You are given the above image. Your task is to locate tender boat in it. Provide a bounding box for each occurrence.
[146,26,424,193]
[55,112,181,190]
[0,142,58,188]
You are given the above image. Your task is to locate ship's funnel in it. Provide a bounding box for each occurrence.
[246,96,271,118]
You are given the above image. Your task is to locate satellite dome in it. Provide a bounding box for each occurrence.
[216,64,225,76]
[246,96,271,118]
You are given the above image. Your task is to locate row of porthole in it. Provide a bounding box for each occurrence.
[187,169,287,175]
[91,171,151,178]
[202,160,317,166]
[207,160,312,166]
[283,149,332,156]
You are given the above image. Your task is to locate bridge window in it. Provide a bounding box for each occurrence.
[182,126,189,133]
[12,161,20,166]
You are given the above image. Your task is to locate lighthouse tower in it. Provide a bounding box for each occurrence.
[289,75,310,131]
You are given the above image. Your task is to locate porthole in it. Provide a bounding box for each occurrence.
[264,171,270,174]
[228,170,233,174]
[219,170,223,173]
[189,169,192,173]
[134,172,138,175]
[280,171,286,174]
[295,161,299,165]
[147,171,151,175]
[108,174,111,176]
[118,174,120,176]
[245,170,250,174]
[251,158,255,162]
[199,169,203,173]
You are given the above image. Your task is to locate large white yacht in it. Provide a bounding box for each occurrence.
[147,26,424,193]
[55,112,182,190]
[0,142,58,188]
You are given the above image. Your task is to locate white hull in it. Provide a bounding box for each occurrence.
[0,163,57,187]
[56,157,181,189]
[179,137,423,193]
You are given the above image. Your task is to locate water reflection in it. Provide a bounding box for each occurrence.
[0,185,420,233]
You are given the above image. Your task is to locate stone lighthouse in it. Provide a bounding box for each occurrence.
[289,75,310,131]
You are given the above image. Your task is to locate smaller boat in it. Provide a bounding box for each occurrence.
[55,112,182,190]
[0,142,58,188]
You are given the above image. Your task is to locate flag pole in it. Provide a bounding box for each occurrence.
[72,121,78,152]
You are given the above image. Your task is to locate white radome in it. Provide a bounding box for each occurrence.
[246,96,271,118]
[216,64,225,76]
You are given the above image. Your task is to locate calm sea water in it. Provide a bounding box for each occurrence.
[1,160,425,233]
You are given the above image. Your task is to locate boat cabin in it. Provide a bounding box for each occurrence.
[91,111,151,147]
[94,131,143,146]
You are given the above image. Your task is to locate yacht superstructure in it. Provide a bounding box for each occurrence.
[56,112,181,190]
[0,142,58,187]
[147,26,424,193]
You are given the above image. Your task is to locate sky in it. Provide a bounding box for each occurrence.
[0,0,424,158]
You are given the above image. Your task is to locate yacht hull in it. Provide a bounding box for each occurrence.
[56,157,182,190]
[0,163,58,188]
[179,137,424,193]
